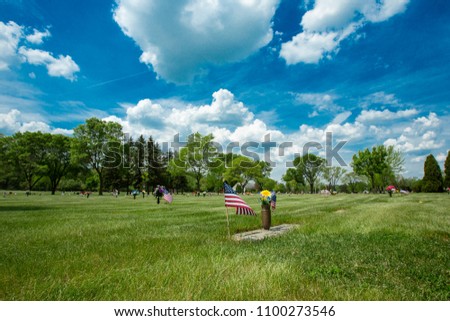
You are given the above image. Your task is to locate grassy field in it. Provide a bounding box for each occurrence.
[0,191,449,301]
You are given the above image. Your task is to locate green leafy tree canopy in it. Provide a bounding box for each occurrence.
[422,154,443,193]
[72,118,123,195]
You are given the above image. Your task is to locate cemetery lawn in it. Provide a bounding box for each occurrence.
[0,192,448,301]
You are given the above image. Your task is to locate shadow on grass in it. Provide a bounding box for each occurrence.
[0,205,51,213]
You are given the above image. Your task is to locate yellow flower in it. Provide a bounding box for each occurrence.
[260,190,271,205]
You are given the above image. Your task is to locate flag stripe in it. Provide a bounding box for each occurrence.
[163,194,172,203]
[162,187,173,203]
[224,182,256,216]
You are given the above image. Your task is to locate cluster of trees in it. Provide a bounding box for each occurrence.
[421,154,448,193]
[282,146,404,193]
[1,117,449,194]
[0,118,274,195]
[281,146,449,194]
[0,131,71,194]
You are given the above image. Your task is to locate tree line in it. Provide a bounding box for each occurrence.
[282,146,449,193]
[0,118,275,195]
[1,117,449,194]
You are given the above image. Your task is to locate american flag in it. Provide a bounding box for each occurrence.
[224,182,256,216]
[271,191,277,210]
[162,187,173,204]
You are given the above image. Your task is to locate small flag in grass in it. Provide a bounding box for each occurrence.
[162,187,173,204]
[224,182,255,216]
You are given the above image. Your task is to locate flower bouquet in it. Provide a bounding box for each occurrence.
[260,190,272,205]
[260,190,272,230]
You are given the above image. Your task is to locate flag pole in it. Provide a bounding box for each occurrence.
[226,207,231,239]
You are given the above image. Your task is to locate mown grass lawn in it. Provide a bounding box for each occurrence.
[0,192,448,301]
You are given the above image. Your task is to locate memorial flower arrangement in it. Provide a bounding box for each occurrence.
[260,190,272,205]
[386,185,396,197]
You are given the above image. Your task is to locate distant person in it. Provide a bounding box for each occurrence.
[154,185,163,204]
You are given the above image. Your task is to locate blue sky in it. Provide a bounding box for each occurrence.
[1,0,449,180]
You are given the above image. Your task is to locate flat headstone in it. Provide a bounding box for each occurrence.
[232,224,299,241]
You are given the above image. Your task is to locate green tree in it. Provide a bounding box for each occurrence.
[223,156,269,191]
[351,145,403,192]
[85,173,100,191]
[322,166,347,191]
[379,146,405,191]
[258,177,277,191]
[146,136,167,192]
[131,135,146,190]
[396,176,421,192]
[422,154,443,192]
[352,146,387,191]
[282,168,305,193]
[167,158,190,193]
[0,135,17,189]
[121,136,135,194]
[59,178,83,192]
[179,133,217,191]
[444,150,450,189]
[72,118,123,195]
[275,182,286,193]
[44,134,72,195]
[254,161,272,188]
[203,153,226,193]
[412,179,423,193]
[386,146,405,175]
[293,154,325,194]
[7,132,48,191]
[342,172,367,193]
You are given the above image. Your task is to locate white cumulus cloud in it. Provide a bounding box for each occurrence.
[113,0,280,83]
[280,31,342,64]
[0,20,79,80]
[0,21,23,70]
[364,0,410,23]
[18,47,80,81]
[356,108,418,122]
[383,113,444,152]
[0,109,73,135]
[25,28,51,45]
[280,0,410,64]
[167,89,255,128]
[0,109,22,132]
[105,89,258,142]
[414,112,440,127]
